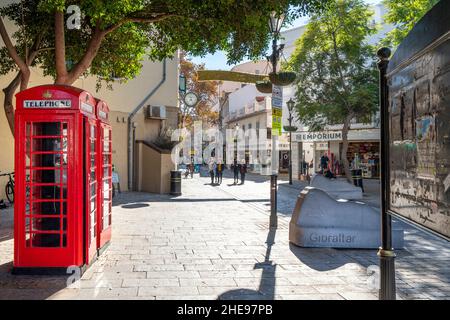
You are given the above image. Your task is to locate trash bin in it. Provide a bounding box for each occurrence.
[170,170,182,196]
[351,169,364,192]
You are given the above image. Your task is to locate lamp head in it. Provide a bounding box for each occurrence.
[269,11,285,35]
[377,47,391,61]
[287,98,295,112]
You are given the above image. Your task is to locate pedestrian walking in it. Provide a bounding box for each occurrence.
[215,161,223,185]
[240,160,247,184]
[232,159,239,184]
[208,158,216,185]
[188,162,194,178]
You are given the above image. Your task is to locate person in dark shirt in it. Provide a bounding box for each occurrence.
[323,168,336,179]
[232,159,239,184]
[240,161,247,184]
[320,154,329,173]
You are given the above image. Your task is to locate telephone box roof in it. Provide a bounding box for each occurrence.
[15,84,96,116]
[95,98,110,123]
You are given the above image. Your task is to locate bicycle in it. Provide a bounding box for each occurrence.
[0,171,14,204]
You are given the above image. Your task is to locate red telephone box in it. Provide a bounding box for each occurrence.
[14,85,101,273]
[95,99,112,252]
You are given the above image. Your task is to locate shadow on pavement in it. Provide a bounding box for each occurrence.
[219,227,277,300]
[112,192,169,207]
[121,203,150,209]
[221,170,268,184]
[0,206,13,243]
[0,261,70,300]
[288,243,376,272]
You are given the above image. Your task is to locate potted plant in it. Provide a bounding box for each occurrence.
[255,80,272,93]
[283,125,298,132]
[269,71,297,86]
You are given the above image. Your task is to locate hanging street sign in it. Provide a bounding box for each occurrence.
[272,85,283,136]
[272,108,282,136]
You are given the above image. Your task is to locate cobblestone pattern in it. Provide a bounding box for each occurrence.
[0,172,449,300]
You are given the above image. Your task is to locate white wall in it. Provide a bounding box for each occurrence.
[228,84,271,114]
[367,3,394,46]
[280,26,306,59]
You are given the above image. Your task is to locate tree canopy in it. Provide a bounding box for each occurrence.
[1,0,327,87]
[0,0,327,135]
[179,52,219,129]
[382,0,440,48]
[286,0,378,180]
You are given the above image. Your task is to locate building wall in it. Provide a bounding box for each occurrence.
[228,85,271,115]
[280,25,306,59]
[219,61,269,97]
[134,142,173,194]
[227,111,270,132]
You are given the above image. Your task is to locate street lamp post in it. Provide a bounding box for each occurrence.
[268,11,285,228]
[286,98,296,185]
[377,47,396,300]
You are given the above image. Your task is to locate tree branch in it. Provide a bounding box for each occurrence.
[61,12,179,85]
[54,10,68,83]
[0,16,29,77]
[2,31,44,135]
[102,13,178,35]
[63,28,104,85]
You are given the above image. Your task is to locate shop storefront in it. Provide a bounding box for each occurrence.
[292,129,380,178]
[344,141,380,178]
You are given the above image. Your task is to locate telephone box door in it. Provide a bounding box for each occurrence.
[85,118,98,264]
[15,115,75,266]
[99,124,112,248]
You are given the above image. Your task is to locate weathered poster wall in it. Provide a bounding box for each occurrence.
[387,0,450,239]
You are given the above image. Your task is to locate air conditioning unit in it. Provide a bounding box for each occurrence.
[145,105,166,119]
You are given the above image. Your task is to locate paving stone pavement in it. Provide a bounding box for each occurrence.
[0,172,449,300]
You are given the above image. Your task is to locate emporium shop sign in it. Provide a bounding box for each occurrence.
[293,131,342,142]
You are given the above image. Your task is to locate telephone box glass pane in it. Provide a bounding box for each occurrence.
[32,122,60,135]
[26,122,68,248]
[31,234,60,248]
[32,138,63,152]
[32,218,61,231]
[101,128,112,230]
[87,123,97,248]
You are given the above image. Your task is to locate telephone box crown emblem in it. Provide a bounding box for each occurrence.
[43,90,52,99]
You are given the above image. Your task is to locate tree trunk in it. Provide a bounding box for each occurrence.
[2,45,39,136]
[54,11,68,84]
[2,72,22,136]
[62,31,104,85]
[341,115,353,182]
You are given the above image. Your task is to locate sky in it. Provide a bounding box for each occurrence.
[190,0,382,70]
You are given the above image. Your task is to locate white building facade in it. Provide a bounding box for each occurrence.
[223,3,392,180]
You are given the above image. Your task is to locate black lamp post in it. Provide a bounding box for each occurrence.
[268,11,285,74]
[377,47,396,300]
[286,98,297,185]
[268,11,285,229]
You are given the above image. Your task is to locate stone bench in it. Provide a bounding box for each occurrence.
[289,187,404,249]
[310,174,363,200]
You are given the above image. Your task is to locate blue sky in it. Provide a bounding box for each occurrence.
[191,0,382,70]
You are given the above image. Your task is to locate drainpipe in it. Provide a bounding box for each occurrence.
[128,58,167,191]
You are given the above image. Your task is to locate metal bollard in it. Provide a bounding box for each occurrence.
[170,170,181,196]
